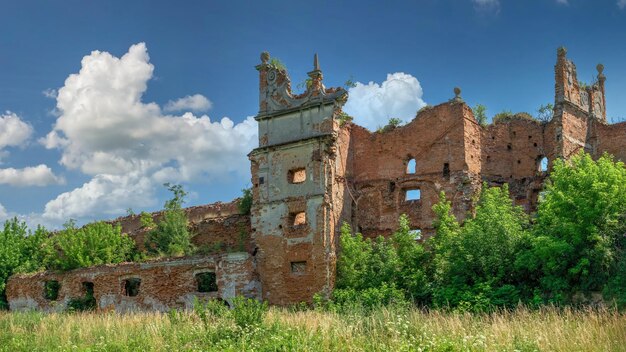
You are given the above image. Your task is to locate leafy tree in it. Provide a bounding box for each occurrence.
[537,103,554,122]
[431,186,531,310]
[144,183,194,257]
[519,152,626,304]
[472,104,488,126]
[43,220,134,271]
[0,218,47,309]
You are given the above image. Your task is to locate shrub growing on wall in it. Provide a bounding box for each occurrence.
[43,221,134,271]
[144,183,194,257]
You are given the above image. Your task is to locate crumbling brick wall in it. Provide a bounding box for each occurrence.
[6,253,259,312]
[110,200,253,254]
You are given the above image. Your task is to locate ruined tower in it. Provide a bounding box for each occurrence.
[249,53,350,304]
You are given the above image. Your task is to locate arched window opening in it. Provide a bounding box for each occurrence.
[407,159,416,174]
[539,157,548,172]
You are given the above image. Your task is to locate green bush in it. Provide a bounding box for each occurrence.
[238,188,252,215]
[336,215,429,306]
[231,296,268,329]
[519,152,626,304]
[144,183,194,257]
[42,221,134,271]
[430,185,531,310]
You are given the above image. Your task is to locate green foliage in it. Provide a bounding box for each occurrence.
[268,57,286,71]
[537,103,554,122]
[0,218,47,308]
[337,111,353,126]
[472,104,488,126]
[336,215,428,307]
[431,185,531,310]
[43,221,135,271]
[43,280,60,301]
[492,110,514,123]
[519,152,626,304]
[144,183,194,257]
[230,296,268,329]
[238,188,252,215]
[376,117,404,133]
[344,76,357,88]
[66,284,95,312]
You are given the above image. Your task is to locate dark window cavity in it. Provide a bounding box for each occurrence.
[123,278,141,297]
[291,261,307,274]
[443,163,450,179]
[44,280,60,301]
[196,272,218,293]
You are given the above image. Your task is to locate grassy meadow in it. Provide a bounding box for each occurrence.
[0,306,625,351]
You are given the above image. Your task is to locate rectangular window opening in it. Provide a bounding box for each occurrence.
[288,168,306,184]
[409,229,422,240]
[405,189,421,201]
[196,272,218,293]
[291,261,307,274]
[82,282,94,297]
[44,280,60,301]
[443,163,450,179]
[123,278,141,297]
[290,211,307,226]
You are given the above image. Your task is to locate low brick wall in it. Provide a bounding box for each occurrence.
[6,253,259,312]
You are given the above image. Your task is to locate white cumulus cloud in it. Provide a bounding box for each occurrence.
[343,72,427,131]
[556,0,568,4]
[619,0,626,9]
[40,42,257,221]
[43,173,156,220]
[164,94,212,112]
[0,203,7,220]
[0,165,65,187]
[0,111,33,150]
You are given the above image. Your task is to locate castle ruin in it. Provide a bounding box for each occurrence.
[7,48,626,310]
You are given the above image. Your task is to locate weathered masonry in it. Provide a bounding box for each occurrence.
[7,48,626,309]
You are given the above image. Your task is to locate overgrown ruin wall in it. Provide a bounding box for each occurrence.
[111,200,253,254]
[7,48,626,310]
[7,253,259,312]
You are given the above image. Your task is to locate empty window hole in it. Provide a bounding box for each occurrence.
[291,261,307,274]
[406,159,416,174]
[288,168,306,184]
[405,189,421,201]
[290,212,306,226]
[409,229,422,240]
[196,272,218,293]
[123,278,141,297]
[44,280,60,301]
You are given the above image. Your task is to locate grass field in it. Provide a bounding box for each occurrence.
[0,306,625,351]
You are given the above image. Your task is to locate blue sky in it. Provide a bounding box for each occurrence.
[1,0,626,228]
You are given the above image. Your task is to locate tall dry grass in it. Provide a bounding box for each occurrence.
[0,306,625,351]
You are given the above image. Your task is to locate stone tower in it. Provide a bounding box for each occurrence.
[249,52,351,305]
